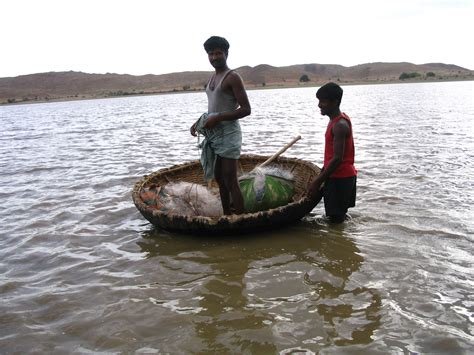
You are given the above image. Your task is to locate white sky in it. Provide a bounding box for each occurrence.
[1,0,473,78]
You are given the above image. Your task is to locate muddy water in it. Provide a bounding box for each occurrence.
[0,81,472,353]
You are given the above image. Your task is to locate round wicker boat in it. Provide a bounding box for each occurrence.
[132,154,321,234]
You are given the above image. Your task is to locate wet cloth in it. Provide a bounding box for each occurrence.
[195,113,242,181]
[323,176,357,216]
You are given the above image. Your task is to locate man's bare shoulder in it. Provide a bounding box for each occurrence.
[223,70,243,84]
[222,70,245,92]
[333,118,350,135]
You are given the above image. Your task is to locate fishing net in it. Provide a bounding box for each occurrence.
[140,182,223,217]
[239,166,294,213]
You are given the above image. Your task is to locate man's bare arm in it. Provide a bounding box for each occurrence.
[307,120,349,198]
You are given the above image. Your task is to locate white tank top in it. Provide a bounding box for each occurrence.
[205,69,239,114]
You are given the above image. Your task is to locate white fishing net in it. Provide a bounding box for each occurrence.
[159,182,223,217]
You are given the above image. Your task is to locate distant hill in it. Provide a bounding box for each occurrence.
[1,62,472,104]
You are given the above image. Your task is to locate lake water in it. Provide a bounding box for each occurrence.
[0,81,473,353]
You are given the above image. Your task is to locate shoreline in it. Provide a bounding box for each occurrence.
[2,77,473,106]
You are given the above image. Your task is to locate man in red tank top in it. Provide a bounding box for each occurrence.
[307,82,357,223]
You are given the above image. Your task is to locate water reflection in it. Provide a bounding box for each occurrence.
[137,222,382,352]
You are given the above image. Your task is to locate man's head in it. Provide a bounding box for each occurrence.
[204,36,230,70]
[203,36,230,55]
[316,82,343,116]
[316,82,343,103]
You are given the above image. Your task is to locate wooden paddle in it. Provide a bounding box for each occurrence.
[252,135,301,172]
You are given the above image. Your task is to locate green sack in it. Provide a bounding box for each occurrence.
[240,173,294,213]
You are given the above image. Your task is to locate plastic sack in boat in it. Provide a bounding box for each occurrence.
[239,166,294,213]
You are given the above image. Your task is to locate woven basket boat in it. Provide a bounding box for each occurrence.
[132,154,321,234]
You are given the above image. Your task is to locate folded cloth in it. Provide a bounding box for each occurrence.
[195,113,242,181]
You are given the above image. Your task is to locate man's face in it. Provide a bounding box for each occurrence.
[207,49,227,69]
[317,98,337,116]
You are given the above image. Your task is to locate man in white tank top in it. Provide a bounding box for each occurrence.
[190,36,251,215]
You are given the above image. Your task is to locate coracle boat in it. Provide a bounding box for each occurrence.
[132,154,321,234]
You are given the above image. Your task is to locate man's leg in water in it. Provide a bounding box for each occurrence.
[324,176,356,223]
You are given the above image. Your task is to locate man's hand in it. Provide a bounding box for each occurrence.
[190,122,197,136]
[307,179,323,201]
[203,115,220,130]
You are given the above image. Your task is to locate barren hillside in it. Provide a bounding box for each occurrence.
[1,62,472,104]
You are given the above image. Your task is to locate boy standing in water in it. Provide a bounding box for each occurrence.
[307,82,357,223]
[190,36,251,215]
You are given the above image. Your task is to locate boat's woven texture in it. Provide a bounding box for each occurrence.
[132,154,321,234]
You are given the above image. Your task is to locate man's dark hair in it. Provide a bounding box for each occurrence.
[203,36,230,55]
[316,82,343,103]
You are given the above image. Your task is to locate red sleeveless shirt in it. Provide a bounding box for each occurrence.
[324,112,357,178]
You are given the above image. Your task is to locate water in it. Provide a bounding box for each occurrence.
[1,81,473,353]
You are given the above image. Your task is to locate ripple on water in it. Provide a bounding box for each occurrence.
[0,82,473,353]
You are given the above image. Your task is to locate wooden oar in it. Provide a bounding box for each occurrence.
[252,135,301,172]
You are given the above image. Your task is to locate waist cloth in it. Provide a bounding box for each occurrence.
[195,113,242,181]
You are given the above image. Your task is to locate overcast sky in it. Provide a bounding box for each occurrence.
[2,0,473,78]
